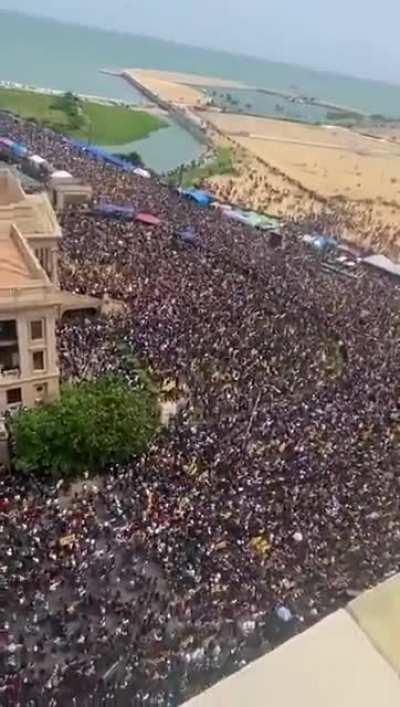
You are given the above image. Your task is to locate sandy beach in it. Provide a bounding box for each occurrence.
[121,69,400,255]
[123,69,206,105]
[198,111,400,255]
[204,112,400,202]
[123,69,246,107]
[124,68,246,88]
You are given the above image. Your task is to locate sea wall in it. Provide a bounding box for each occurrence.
[120,72,208,146]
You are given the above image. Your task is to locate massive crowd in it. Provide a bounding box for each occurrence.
[1,114,400,706]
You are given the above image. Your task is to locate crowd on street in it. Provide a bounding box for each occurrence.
[1,114,400,705]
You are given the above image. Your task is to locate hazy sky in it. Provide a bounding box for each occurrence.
[0,1,397,84]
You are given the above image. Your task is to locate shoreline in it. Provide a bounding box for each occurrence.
[0,79,205,173]
[0,82,166,149]
[102,68,368,119]
[255,87,367,118]
[0,79,138,109]
[101,67,245,89]
[6,71,400,237]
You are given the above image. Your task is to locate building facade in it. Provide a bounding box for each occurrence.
[0,222,61,413]
[0,169,61,284]
[0,168,101,422]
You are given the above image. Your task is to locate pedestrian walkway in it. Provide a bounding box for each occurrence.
[185,574,400,707]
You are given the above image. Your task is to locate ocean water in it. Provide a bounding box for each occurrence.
[2,11,400,117]
[2,10,400,172]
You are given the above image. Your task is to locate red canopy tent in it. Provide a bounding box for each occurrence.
[135,212,161,226]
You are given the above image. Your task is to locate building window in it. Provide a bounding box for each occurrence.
[32,351,45,371]
[30,320,44,340]
[0,320,17,343]
[34,383,48,404]
[7,388,22,405]
[0,346,19,373]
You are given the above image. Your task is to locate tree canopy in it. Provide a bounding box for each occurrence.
[113,150,144,167]
[11,376,159,477]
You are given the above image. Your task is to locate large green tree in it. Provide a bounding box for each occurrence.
[11,376,159,477]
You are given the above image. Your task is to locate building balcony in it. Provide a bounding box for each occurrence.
[0,368,21,381]
[0,285,62,311]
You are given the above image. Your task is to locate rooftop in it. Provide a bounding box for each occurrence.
[0,168,61,239]
[0,221,62,311]
[0,168,25,204]
[0,222,50,288]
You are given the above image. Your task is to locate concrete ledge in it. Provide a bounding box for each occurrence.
[349,574,400,675]
[59,291,102,315]
[184,609,400,707]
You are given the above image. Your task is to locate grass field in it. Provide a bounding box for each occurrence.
[72,101,165,144]
[0,88,165,145]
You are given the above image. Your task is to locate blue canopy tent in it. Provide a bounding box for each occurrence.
[175,227,198,245]
[82,146,119,167]
[66,140,136,173]
[0,138,14,159]
[101,152,136,172]
[9,142,28,158]
[181,188,212,206]
[67,138,88,151]
[93,201,136,221]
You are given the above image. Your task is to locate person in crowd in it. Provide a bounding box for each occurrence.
[1,112,400,706]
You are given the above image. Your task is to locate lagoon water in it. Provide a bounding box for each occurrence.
[207,88,348,124]
[101,121,204,174]
[2,11,400,170]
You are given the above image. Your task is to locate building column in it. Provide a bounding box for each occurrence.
[46,309,59,376]
[16,315,30,380]
[56,190,64,212]
[51,248,59,285]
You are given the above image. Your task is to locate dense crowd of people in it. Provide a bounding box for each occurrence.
[1,113,400,705]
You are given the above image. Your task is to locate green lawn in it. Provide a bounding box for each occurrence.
[71,101,165,144]
[0,88,165,145]
[0,88,70,126]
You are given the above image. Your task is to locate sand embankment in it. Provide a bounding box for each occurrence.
[124,68,245,89]
[204,113,400,202]
[200,112,400,255]
[123,69,245,107]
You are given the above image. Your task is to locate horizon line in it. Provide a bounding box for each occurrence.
[1,7,399,91]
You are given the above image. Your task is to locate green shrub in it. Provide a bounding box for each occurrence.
[11,376,159,477]
[113,151,144,167]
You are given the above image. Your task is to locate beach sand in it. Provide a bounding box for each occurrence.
[123,69,248,107]
[204,112,400,200]
[124,69,206,105]
[202,112,400,256]
[124,68,246,89]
